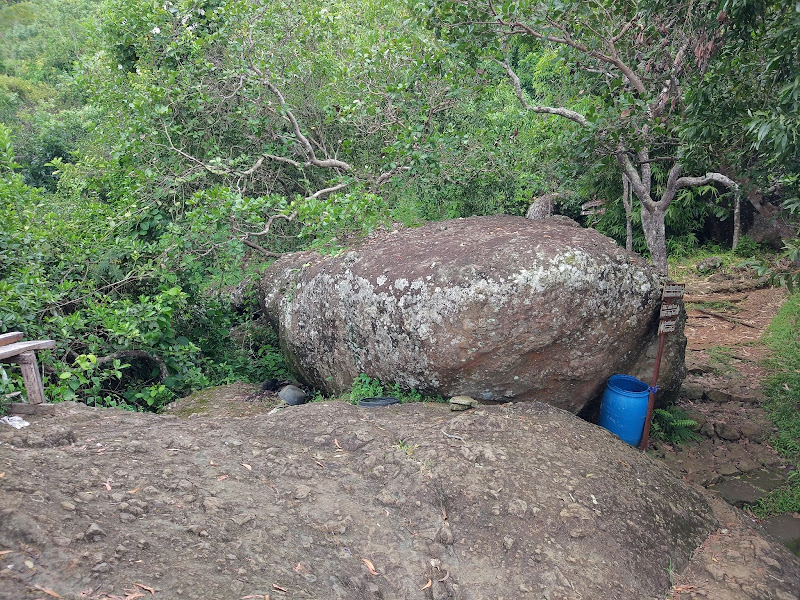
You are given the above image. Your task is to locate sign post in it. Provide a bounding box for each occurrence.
[639,283,685,452]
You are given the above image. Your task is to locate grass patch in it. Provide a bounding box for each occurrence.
[685,300,742,313]
[753,293,800,518]
[704,346,739,375]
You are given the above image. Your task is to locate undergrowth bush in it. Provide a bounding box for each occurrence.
[650,405,700,445]
[0,127,291,411]
[343,373,441,404]
[753,293,800,517]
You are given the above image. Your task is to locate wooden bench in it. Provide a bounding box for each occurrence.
[0,331,56,415]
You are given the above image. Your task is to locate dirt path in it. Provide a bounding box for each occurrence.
[655,266,800,598]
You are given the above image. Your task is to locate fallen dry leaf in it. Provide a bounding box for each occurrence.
[132,582,155,595]
[104,478,112,491]
[121,592,146,600]
[0,471,5,478]
[420,579,432,590]
[209,460,218,466]
[334,438,342,450]
[272,583,288,592]
[32,585,61,598]
[218,475,229,481]
[0,549,12,557]
[128,487,140,494]
[314,459,324,468]
[437,570,450,582]
[361,558,380,575]
[242,463,252,471]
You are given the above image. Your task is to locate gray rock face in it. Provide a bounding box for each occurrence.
[0,398,736,600]
[259,215,686,412]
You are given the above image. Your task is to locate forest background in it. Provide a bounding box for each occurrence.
[0,0,798,413]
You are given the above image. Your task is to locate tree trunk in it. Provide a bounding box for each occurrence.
[622,174,633,252]
[732,192,741,251]
[641,205,668,275]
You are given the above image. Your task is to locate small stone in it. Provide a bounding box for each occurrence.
[294,485,311,499]
[717,462,740,476]
[508,498,527,518]
[85,523,107,541]
[730,392,762,405]
[503,536,514,550]
[232,513,254,526]
[119,513,136,523]
[715,422,741,441]
[700,422,716,438]
[739,422,768,443]
[735,459,760,473]
[61,501,76,511]
[436,523,454,545]
[92,562,111,573]
[697,256,723,273]
[278,385,308,406]
[449,396,478,411]
[110,492,125,502]
[706,389,731,403]
[680,382,704,400]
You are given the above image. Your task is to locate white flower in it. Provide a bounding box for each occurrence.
[151,26,161,34]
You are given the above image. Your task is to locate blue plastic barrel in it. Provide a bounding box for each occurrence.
[598,374,650,446]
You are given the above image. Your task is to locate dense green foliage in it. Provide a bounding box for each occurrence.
[753,294,800,517]
[0,0,798,411]
[343,373,443,404]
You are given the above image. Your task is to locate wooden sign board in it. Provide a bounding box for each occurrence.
[662,283,685,299]
[659,303,681,319]
[658,320,678,335]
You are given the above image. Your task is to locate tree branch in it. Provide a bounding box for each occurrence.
[616,152,655,210]
[498,57,589,127]
[241,238,284,258]
[674,172,739,191]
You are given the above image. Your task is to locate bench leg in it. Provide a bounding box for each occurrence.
[15,351,46,405]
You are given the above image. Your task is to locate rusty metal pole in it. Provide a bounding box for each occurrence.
[640,331,667,452]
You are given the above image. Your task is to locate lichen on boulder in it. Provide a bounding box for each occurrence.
[259,215,686,412]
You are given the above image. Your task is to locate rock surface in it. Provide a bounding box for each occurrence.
[0,399,724,600]
[259,215,686,412]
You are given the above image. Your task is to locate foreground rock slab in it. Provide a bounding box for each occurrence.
[0,399,725,600]
[259,215,686,412]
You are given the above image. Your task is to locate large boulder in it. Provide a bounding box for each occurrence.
[259,215,686,412]
[0,399,727,599]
